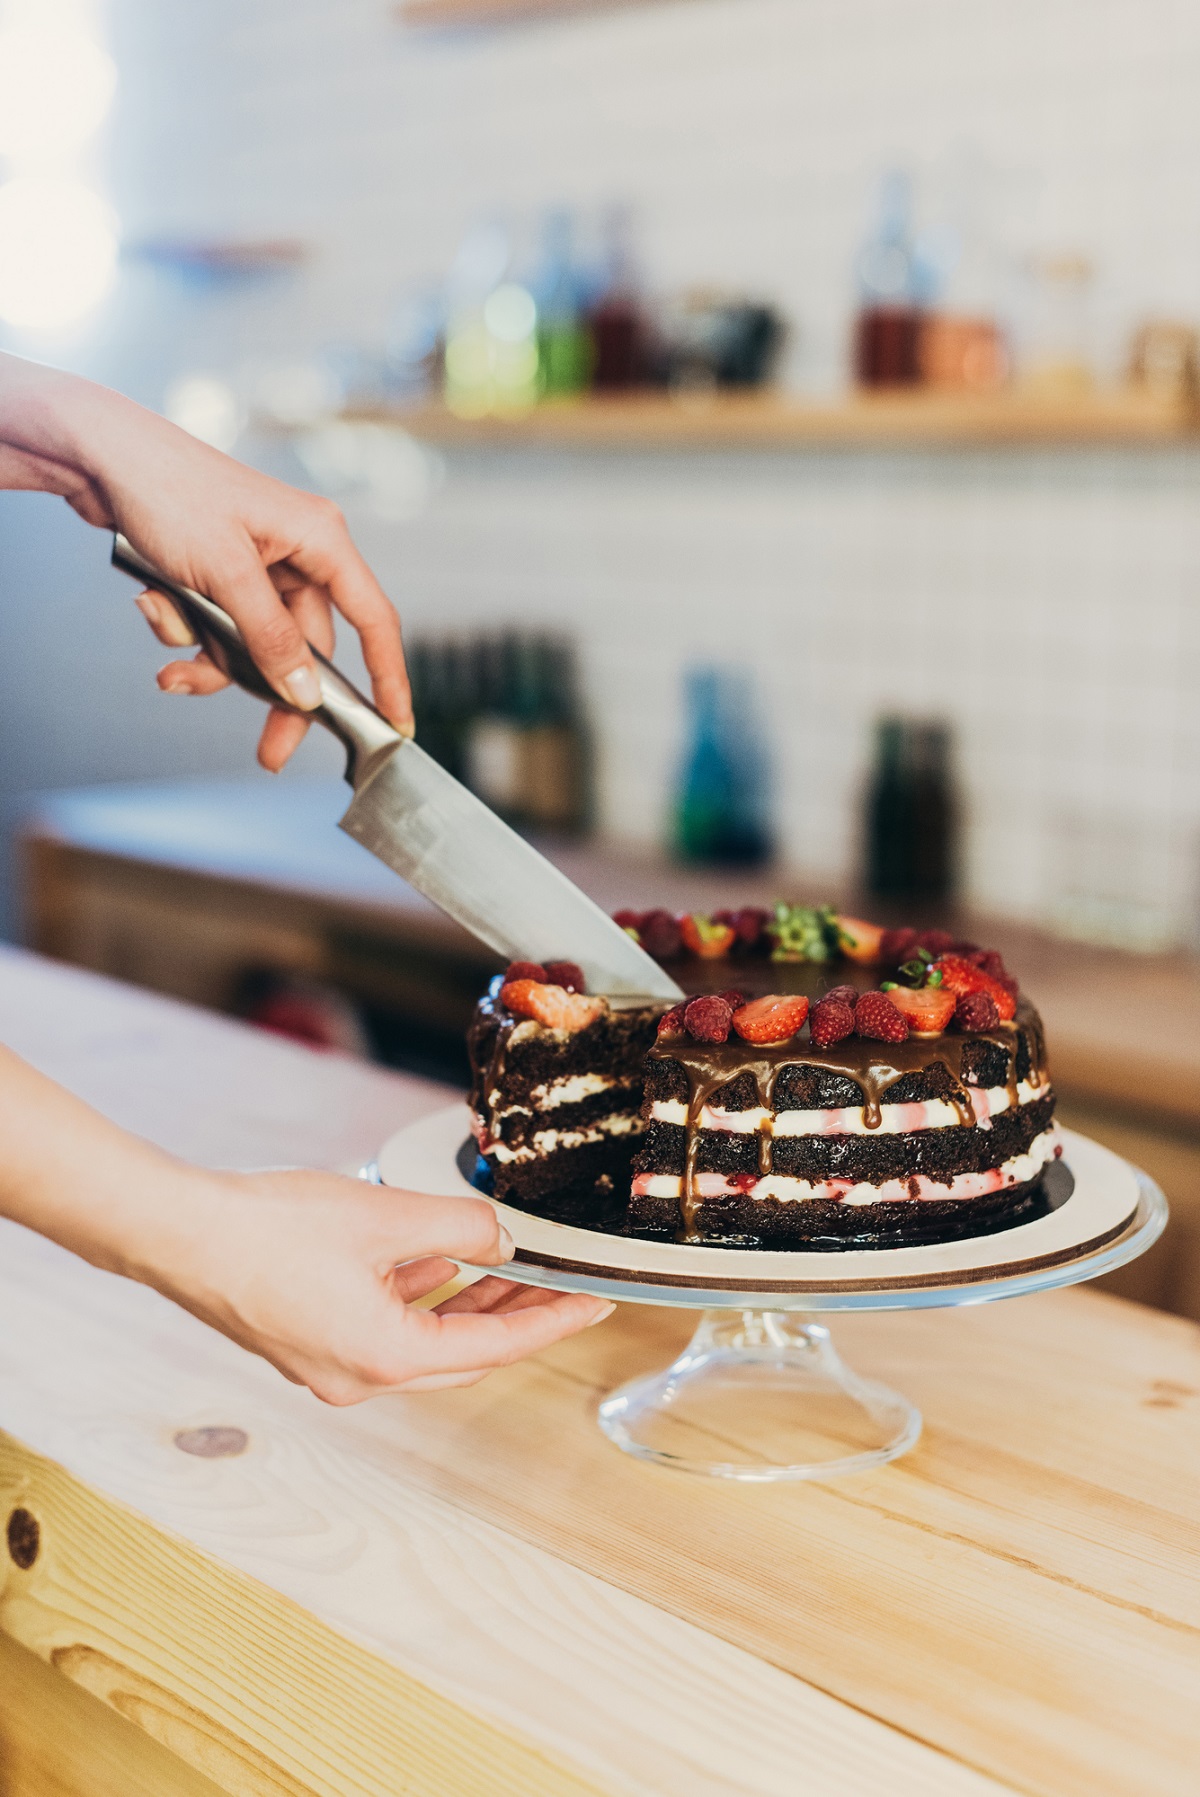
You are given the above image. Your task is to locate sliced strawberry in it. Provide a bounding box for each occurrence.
[499,979,604,1033]
[680,913,737,960]
[931,955,1017,1021]
[883,984,956,1036]
[835,914,885,964]
[731,993,810,1044]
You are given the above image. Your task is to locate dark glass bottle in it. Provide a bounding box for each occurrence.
[865,717,958,900]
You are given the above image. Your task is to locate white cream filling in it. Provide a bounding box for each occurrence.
[648,1081,1047,1137]
[530,1072,621,1109]
[488,1112,642,1164]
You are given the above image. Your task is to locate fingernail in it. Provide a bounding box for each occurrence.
[397,717,416,740]
[283,665,321,711]
[160,676,191,695]
[586,1301,617,1326]
[497,1225,515,1261]
[135,593,162,629]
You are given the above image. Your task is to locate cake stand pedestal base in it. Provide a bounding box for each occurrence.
[597,1308,922,1481]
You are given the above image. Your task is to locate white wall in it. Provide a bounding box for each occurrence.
[4,0,1200,944]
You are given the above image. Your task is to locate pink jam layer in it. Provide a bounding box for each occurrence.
[655,1088,1010,1136]
[632,1135,1061,1206]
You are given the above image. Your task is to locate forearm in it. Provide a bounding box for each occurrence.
[0,1044,205,1287]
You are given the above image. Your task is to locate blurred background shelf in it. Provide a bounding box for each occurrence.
[350,388,1200,451]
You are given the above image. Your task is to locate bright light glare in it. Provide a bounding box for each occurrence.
[0,176,117,328]
[0,27,116,161]
[483,283,536,343]
[165,376,242,452]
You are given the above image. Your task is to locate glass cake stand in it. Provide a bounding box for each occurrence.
[367,1116,1167,1483]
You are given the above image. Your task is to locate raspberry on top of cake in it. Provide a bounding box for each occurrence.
[466,905,1057,1250]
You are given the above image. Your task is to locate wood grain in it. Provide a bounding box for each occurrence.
[0,1630,230,1797]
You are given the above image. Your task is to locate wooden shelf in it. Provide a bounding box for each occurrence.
[397,0,637,25]
[348,388,1200,450]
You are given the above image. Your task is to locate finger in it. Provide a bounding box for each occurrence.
[286,517,413,735]
[373,1188,513,1270]
[434,1275,545,1315]
[389,1257,461,1303]
[257,707,310,772]
[282,582,335,656]
[157,651,231,696]
[398,1368,493,1393]
[202,539,323,713]
[397,1291,615,1379]
[135,589,196,649]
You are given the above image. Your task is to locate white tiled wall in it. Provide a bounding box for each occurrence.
[6,0,1200,944]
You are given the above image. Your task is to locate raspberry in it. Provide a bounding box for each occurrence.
[500,980,604,1033]
[544,960,585,993]
[639,909,682,960]
[809,997,855,1048]
[954,991,1000,1032]
[824,984,859,1009]
[949,938,982,958]
[854,991,910,1043]
[731,993,810,1044]
[915,929,954,957]
[683,995,733,1043]
[504,961,547,983]
[931,955,1017,1022]
[612,909,646,933]
[732,907,771,950]
[885,984,956,1035]
[880,927,918,965]
[717,987,746,1009]
[977,950,1010,986]
[656,1001,689,1039]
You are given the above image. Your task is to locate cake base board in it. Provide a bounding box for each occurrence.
[374,1111,1164,1312]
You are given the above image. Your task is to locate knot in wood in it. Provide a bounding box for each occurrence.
[6,1506,39,1570]
[173,1426,249,1458]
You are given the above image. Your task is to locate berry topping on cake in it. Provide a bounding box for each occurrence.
[638,909,683,959]
[854,991,911,1043]
[954,991,1001,1032]
[731,993,810,1044]
[500,979,604,1032]
[714,906,772,952]
[680,913,737,959]
[543,960,586,993]
[717,988,746,1008]
[504,960,547,983]
[879,926,918,965]
[656,1001,689,1038]
[824,983,859,1009]
[809,996,856,1047]
[882,984,957,1036]
[769,903,838,963]
[683,994,734,1042]
[932,955,1017,1021]
[834,915,885,964]
[914,928,955,957]
[612,909,644,935]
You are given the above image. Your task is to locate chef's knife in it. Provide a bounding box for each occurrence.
[112,534,683,1000]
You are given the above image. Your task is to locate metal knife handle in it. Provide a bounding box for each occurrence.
[112,533,401,788]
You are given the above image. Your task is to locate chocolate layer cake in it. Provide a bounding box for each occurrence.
[466,910,1059,1249]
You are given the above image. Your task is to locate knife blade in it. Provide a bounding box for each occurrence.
[112,534,683,1000]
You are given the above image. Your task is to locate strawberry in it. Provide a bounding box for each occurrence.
[835,914,886,964]
[883,984,956,1036]
[824,983,859,1009]
[683,994,734,1042]
[504,960,547,983]
[500,980,604,1033]
[731,993,810,1044]
[931,955,1017,1022]
[544,960,586,993]
[854,991,910,1043]
[656,1001,689,1038]
[809,997,855,1048]
[681,913,738,960]
[639,909,683,960]
[954,991,1000,1032]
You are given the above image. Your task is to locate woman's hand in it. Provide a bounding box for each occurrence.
[0,352,412,770]
[160,1167,614,1404]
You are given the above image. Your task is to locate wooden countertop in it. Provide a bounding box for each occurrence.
[22,778,1200,1127]
[2,948,1200,1796]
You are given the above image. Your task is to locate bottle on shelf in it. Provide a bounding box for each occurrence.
[673,666,773,867]
[585,205,649,391]
[864,716,958,901]
[530,209,593,398]
[854,171,923,388]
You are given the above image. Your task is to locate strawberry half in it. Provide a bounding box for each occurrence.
[499,980,604,1033]
[884,984,957,1036]
[834,914,885,964]
[680,913,737,959]
[731,993,810,1045]
[931,955,1017,1022]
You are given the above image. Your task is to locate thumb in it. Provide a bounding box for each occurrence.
[374,1187,513,1271]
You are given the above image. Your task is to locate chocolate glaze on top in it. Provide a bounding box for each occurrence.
[648,999,1049,1239]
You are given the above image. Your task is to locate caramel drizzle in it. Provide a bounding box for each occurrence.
[660,1002,1049,1241]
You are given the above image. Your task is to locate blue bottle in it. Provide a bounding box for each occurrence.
[673,667,773,866]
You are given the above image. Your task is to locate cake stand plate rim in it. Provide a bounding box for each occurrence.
[373,1112,1162,1305]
